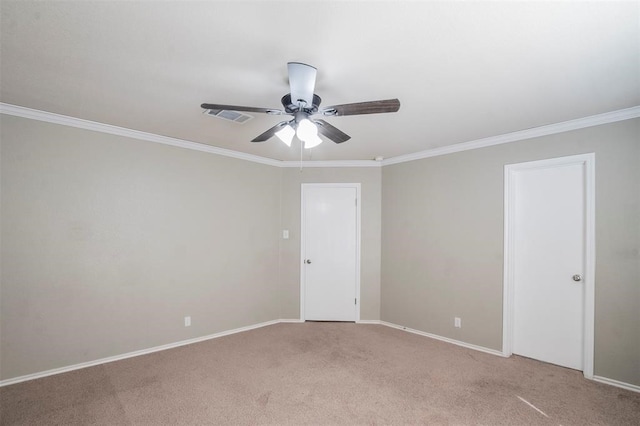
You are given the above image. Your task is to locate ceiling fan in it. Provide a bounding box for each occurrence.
[201,62,400,148]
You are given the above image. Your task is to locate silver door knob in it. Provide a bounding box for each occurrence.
[305,259,311,264]
[572,274,582,282]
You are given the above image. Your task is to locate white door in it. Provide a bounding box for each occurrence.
[510,159,588,370]
[301,184,359,321]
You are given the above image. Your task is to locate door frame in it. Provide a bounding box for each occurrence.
[502,153,595,378]
[300,183,361,322]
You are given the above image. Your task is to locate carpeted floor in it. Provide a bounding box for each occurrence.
[1,322,639,425]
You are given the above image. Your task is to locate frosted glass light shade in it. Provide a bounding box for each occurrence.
[303,134,322,148]
[297,119,322,149]
[275,124,295,146]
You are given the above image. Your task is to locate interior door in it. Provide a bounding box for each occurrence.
[302,184,359,321]
[512,162,586,370]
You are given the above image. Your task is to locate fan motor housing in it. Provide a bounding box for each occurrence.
[281,94,321,114]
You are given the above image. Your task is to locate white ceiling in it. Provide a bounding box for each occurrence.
[1,1,638,162]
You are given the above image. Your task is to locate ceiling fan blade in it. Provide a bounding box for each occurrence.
[251,121,290,142]
[314,119,351,144]
[321,98,400,116]
[287,62,317,108]
[201,103,283,114]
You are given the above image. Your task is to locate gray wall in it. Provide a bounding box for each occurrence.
[0,115,282,380]
[381,118,640,386]
[2,112,637,387]
[279,167,382,321]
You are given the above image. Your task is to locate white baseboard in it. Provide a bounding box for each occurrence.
[3,319,638,394]
[379,321,506,358]
[0,319,284,387]
[378,322,640,394]
[356,320,382,324]
[593,375,640,393]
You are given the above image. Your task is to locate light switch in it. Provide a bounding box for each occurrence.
[282,230,289,239]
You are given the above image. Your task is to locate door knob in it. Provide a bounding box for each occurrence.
[572,274,582,282]
[305,259,312,264]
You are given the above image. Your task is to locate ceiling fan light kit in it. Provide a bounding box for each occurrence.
[275,124,295,147]
[201,62,400,149]
[297,119,322,148]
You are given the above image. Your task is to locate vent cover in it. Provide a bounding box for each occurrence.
[205,109,253,124]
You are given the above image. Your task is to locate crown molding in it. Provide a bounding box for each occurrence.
[0,103,382,168]
[3,103,638,168]
[382,106,640,166]
[280,160,381,168]
[0,103,283,167]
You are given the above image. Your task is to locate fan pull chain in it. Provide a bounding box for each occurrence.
[300,137,303,172]
[298,100,305,173]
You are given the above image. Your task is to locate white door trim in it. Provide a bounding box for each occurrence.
[503,153,595,378]
[300,183,361,322]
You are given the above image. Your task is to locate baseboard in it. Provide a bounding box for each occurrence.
[4,319,638,394]
[0,319,284,387]
[379,321,506,358]
[378,322,640,394]
[592,375,640,393]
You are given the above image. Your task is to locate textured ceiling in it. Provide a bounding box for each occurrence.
[1,1,638,161]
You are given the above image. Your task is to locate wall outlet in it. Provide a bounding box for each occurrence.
[184,316,191,327]
[454,317,462,328]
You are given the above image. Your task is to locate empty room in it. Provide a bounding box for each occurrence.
[1,1,639,424]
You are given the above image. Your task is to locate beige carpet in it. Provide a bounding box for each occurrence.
[1,322,639,425]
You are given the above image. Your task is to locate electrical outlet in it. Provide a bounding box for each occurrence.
[184,316,191,327]
[454,317,461,328]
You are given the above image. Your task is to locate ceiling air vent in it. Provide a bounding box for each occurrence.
[204,109,253,124]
